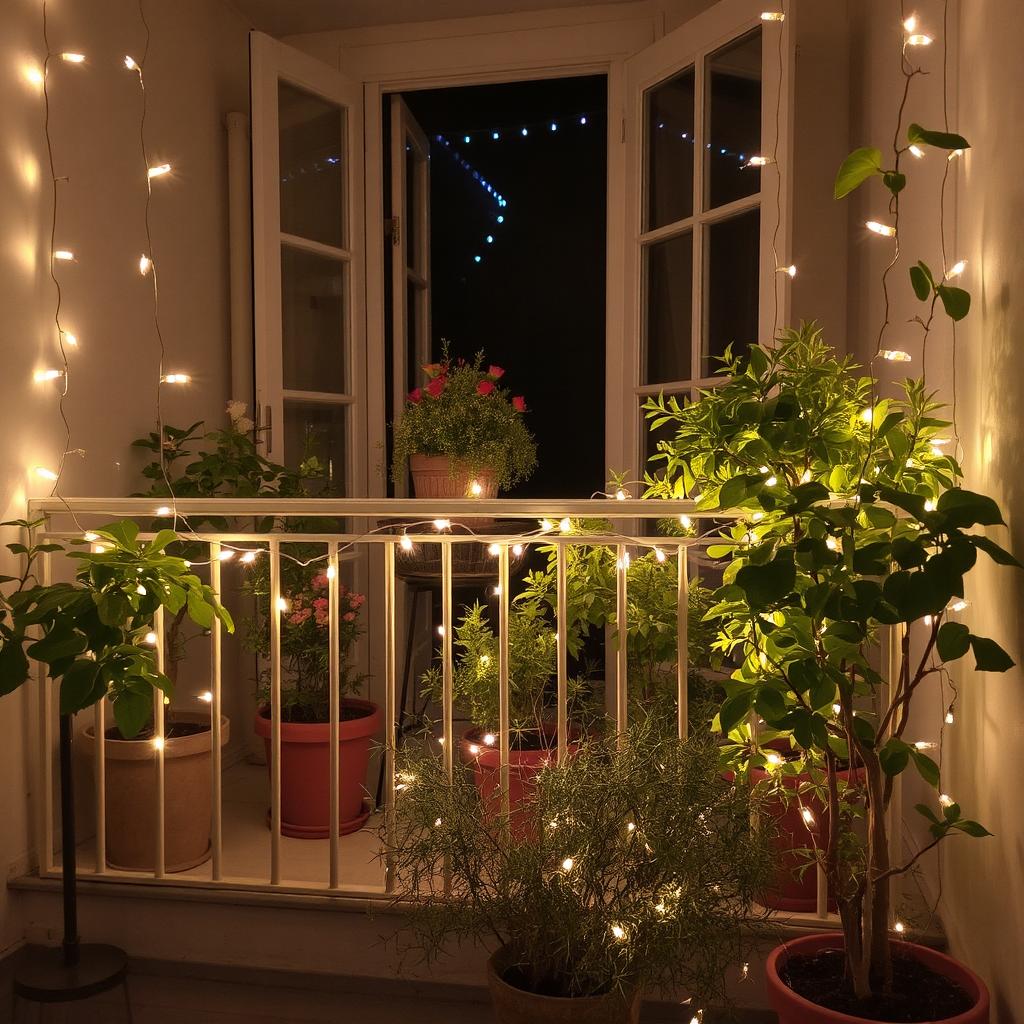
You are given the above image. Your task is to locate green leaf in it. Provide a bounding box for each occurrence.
[834,147,883,199]
[907,124,970,151]
[969,634,1015,672]
[882,171,906,196]
[0,639,30,696]
[879,738,911,777]
[970,535,1022,568]
[720,691,754,734]
[909,748,940,789]
[952,820,992,838]
[910,263,932,301]
[937,489,1004,528]
[936,284,971,321]
[112,690,152,739]
[27,623,88,664]
[59,660,104,714]
[754,686,787,724]
[915,802,941,825]
[186,590,215,629]
[735,555,796,610]
[937,621,970,662]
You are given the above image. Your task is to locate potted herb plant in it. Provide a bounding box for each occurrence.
[644,326,1007,1021]
[391,349,537,498]
[384,723,772,1024]
[1,518,234,872]
[245,559,379,837]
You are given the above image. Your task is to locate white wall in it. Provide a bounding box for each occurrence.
[0,0,251,954]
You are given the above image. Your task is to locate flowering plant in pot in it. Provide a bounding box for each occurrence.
[391,348,537,498]
[0,518,234,871]
[244,558,378,837]
[644,325,1010,1020]
[384,723,773,1024]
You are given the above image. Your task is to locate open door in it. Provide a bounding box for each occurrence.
[389,95,432,487]
[617,0,792,478]
[251,32,367,495]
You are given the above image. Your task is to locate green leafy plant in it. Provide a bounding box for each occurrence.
[643,324,1018,1001]
[384,723,772,1006]
[391,349,538,489]
[0,519,233,737]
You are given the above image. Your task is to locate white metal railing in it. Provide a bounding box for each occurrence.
[24,496,864,921]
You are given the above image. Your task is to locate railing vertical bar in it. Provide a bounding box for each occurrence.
[37,549,54,875]
[441,542,454,784]
[269,538,282,886]
[676,544,689,741]
[886,622,904,919]
[498,545,511,816]
[383,541,397,895]
[615,544,628,742]
[209,540,223,881]
[328,542,340,890]
[93,698,105,875]
[154,605,166,879]
[555,543,568,762]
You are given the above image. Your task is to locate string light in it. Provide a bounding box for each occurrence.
[60,52,86,63]
[53,249,75,261]
[881,349,912,362]
[561,857,574,871]
[907,33,933,46]
[914,740,937,750]
[468,743,480,756]
[400,534,414,551]
[144,631,158,645]
[152,736,164,751]
[654,547,666,562]
[764,752,783,768]
[482,732,496,745]
[908,144,926,159]
[610,924,626,941]
[63,332,78,346]
[777,264,797,277]
[947,259,967,278]
[198,691,213,703]
[436,625,445,637]
[894,921,905,934]
[154,505,171,516]
[138,254,153,275]
[558,517,571,533]
[325,563,337,581]
[217,546,236,561]
[540,518,555,532]
[860,407,875,423]
[147,163,171,179]
[939,793,954,808]
[903,14,918,32]
[924,499,937,511]
[679,514,692,529]
[760,11,785,21]
[512,544,524,557]
[159,372,190,384]
[744,155,772,168]
[33,368,65,382]
[945,707,955,725]
[487,543,501,556]
[950,599,969,612]
[615,488,628,501]
[24,65,44,87]
[83,532,98,542]
[34,466,59,481]
[433,518,451,530]
[740,963,749,981]
[866,220,896,237]
[948,148,964,161]
[800,806,815,828]
[276,597,289,612]
[469,480,484,496]
[124,55,138,70]
[240,550,258,564]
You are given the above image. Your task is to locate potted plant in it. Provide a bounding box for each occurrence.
[0,518,234,872]
[644,326,1009,1021]
[422,602,598,820]
[383,723,773,1024]
[245,559,379,837]
[391,349,537,499]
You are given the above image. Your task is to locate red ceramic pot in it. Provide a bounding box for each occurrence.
[254,698,381,838]
[766,933,990,1024]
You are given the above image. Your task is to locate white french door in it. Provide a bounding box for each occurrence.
[251,32,367,494]
[618,0,792,477]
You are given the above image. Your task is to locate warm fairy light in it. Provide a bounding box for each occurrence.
[679,514,692,530]
[558,517,571,533]
[777,264,797,277]
[124,55,139,70]
[147,163,172,179]
[63,332,78,346]
[948,149,964,161]
[276,597,289,612]
[881,349,912,362]
[24,65,44,87]
[626,821,636,832]
[832,703,842,715]
[903,14,918,32]
[610,924,626,941]
[860,407,874,423]
[436,625,445,637]
[34,466,58,481]
[800,806,815,827]
[826,537,839,551]
[561,857,575,872]
[617,553,631,571]
[492,586,502,597]
[155,505,171,516]
[83,531,99,542]
[614,488,627,500]
[760,11,785,21]
[479,655,491,667]
[400,534,413,551]
[53,249,75,261]
[483,732,496,746]
[136,584,147,596]
[326,563,336,581]
[160,373,190,384]
[61,52,86,63]
[950,599,969,612]
[540,518,555,532]
[866,220,896,237]
[487,543,500,556]
[924,499,937,512]
[939,793,954,808]
[907,33,933,46]
[434,817,442,827]
[908,144,926,159]
[152,736,164,751]
[914,740,937,750]
[947,259,967,278]
[240,550,257,564]
[198,691,213,703]
[139,254,152,275]
[469,743,481,756]
[433,518,451,530]
[801,469,811,482]
[218,549,235,561]
[654,547,666,562]
[468,479,483,497]
[945,709,955,725]
[512,543,524,557]
[144,631,158,645]
[894,921,905,934]
[740,963,749,981]
[745,155,772,168]
[33,368,64,382]
[765,476,778,487]
[764,752,783,768]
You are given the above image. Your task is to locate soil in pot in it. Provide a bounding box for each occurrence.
[83,711,229,873]
[783,948,974,1022]
[254,697,381,838]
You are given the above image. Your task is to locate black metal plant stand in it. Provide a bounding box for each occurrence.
[10,714,133,1022]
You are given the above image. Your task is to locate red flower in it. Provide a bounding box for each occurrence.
[426,376,447,399]
[487,365,505,379]
[512,395,527,413]
[408,387,422,405]
[477,380,495,397]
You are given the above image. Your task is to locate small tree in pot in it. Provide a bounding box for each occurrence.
[384,724,773,1024]
[644,326,1011,1019]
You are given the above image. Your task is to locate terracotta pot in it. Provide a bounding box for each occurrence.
[766,933,990,1024]
[254,698,381,838]
[487,948,640,1024]
[82,711,230,873]
[409,454,498,499]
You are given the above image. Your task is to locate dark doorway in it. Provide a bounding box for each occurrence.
[388,75,608,498]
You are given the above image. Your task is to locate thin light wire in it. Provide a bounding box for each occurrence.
[768,0,787,342]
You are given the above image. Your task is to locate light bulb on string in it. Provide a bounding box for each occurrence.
[469,479,484,496]
[400,534,414,551]
[948,149,964,161]
[947,259,967,278]
[939,793,954,808]
[53,250,75,262]
[512,544,524,557]
[760,11,785,21]
[491,131,499,140]
[33,368,65,383]
[881,349,912,362]
[776,264,797,277]
[907,33,933,46]
[217,549,235,561]
[124,55,139,70]
[433,518,451,531]
[579,116,587,125]
[60,52,86,64]
[866,220,896,237]
[34,466,59,482]
[276,597,289,613]
[198,691,213,703]
[945,707,955,725]
[139,254,153,275]
[909,144,926,159]
[144,631,158,645]
[744,155,772,168]
[63,332,78,347]
[487,543,500,556]
[147,163,172,179]
[521,127,528,137]
[240,550,258,564]
[550,122,558,132]
[679,514,692,530]
[903,14,918,32]
[160,373,190,384]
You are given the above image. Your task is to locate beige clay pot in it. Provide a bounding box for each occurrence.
[409,454,498,499]
[82,710,229,873]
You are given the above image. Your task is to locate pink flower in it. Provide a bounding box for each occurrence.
[488,365,505,379]
[315,609,329,626]
[343,611,356,622]
[311,574,329,591]
[512,395,527,413]
[477,380,495,397]
[426,376,447,399]
[351,593,365,607]
[408,387,422,405]
[289,608,311,625]
[313,597,328,610]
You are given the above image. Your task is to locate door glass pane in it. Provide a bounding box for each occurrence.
[406,280,420,392]
[705,209,759,376]
[705,29,762,210]
[644,231,693,384]
[405,143,418,270]
[645,67,695,230]
[284,399,347,493]
[279,81,345,248]
[281,245,346,394]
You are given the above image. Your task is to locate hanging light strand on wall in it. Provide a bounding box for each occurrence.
[762,0,790,342]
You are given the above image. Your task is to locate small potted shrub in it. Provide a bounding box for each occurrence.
[645,326,1007,1021]
[384,724,773,1024]
[391,349,537,499]
[0,519,233,872]
[246,561,379,837]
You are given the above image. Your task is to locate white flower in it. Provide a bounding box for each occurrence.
[226,399,247,422]
[234,417,254,434]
